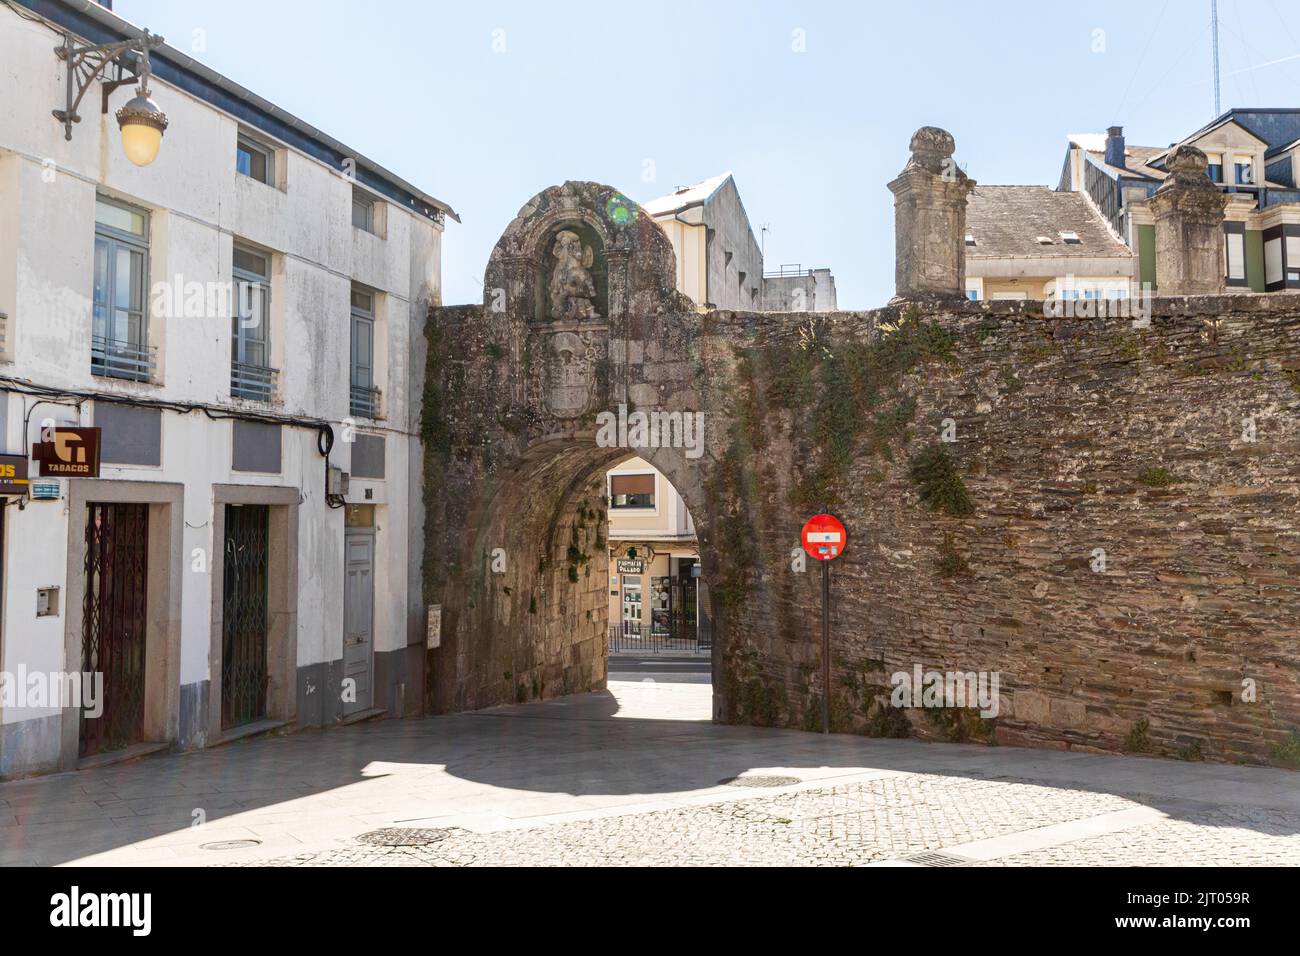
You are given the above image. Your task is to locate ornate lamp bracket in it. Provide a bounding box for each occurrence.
[52,30,165,141]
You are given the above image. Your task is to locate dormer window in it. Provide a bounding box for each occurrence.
[964,234,976,246]
[1059,231,1081,244]
[1234,156,1253,185]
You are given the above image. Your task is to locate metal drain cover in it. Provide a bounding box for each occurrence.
[719,775,801,788]
[200,839,263,851]
[357,827,457,847]
[904,851,972,867]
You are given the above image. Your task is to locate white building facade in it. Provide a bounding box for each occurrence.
[0,0,453,776]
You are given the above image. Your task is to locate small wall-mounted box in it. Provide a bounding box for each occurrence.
[327,466,350,497]
[36,586,60,617]
[30,480,61,500]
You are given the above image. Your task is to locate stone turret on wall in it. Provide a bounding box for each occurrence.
[888,126,976,300]
[1148,145,1231,295]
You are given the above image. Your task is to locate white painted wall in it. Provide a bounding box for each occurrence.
[0,4,443,770]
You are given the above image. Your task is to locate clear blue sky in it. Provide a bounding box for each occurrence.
[119,0,1300,309]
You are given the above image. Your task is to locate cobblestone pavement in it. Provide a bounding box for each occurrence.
[231,774,1300,867]
[978,803,1300,867]
[6,680,1298,866]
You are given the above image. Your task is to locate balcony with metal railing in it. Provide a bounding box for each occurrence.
[91,336,156,382]
[763,262,808,279]
[231,361,279,401]
[350,383,382,419]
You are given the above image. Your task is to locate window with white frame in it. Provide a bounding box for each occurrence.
[1206,153,1224,183]
[92,196,153,381]
[610,473,655,509]
[236,134,275,186]
[231,245,275,400]
[352,188,377,234]
[1224,224,1247,285]
[350,286,380,417]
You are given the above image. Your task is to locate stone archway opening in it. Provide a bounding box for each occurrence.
[423,434,719,715]
[604,451,711,668]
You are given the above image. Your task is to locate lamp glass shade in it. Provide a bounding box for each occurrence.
[120,122,163,166]
[116,93,167,167]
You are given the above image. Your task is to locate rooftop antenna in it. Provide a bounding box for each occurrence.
[760,223,770,261]
[1211,0,1222,115]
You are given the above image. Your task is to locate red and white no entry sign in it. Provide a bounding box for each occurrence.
[801,513,847,561]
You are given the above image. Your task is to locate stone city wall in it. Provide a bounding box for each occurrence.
[423,176,1300,766]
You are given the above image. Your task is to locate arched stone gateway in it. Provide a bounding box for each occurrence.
[421,181,721,715]
[423,175,1300,766]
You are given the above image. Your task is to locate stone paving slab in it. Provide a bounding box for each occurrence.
[229,776,1300,868]
[1,680,1297,867]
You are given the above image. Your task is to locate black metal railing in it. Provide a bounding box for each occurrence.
[350,383,382,418]
[609,619,712,655]
[763,263,806,278]
[91,336,155,382]
[231,361,278,401]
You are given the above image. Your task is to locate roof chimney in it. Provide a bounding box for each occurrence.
[1105,126,1126,169]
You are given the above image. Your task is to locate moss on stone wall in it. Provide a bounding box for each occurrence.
[420,322,453,606]
[908,444,974,516]
[743,309,954,511]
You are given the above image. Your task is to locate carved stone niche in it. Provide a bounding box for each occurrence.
[538,220,608,323]
[483,181,684,332]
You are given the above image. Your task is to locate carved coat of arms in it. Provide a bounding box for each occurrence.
[545,331,596,419]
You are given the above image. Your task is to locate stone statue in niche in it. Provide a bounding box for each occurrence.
[547,229,601,321]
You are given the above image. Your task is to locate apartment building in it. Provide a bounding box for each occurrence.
[0,0,454,776]
[1061,113,1300,292]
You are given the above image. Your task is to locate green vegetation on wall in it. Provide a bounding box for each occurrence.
[909,444,974,516]
[420,322,453,605]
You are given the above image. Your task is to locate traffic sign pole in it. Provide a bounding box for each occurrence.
[821,559,830,734]
[800,512,846,736]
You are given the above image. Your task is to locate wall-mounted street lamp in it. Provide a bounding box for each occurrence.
[52,30,169,166]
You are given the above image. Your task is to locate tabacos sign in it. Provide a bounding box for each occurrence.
[32,427,101,478]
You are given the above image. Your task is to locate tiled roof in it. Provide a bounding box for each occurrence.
[966,186,1133,260]
[1084,146,1168,181]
